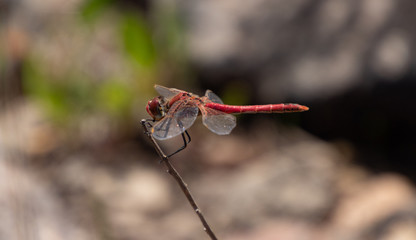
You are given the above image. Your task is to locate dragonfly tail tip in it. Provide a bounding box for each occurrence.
[300,105,309,111]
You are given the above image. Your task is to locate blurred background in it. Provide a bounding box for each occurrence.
[1,0,416,239]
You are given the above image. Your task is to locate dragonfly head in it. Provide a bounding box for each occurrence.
[146,96,168,120]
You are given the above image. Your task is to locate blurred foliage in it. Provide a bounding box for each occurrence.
[23,60,88,124]
[19,0,191,137]
[96,79,134,118]
[79,0,114,22]
[121,14,156,68]
[22,55,134,128]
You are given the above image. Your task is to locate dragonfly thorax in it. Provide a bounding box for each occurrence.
[146,96,168,120]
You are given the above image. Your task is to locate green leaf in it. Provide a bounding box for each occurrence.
[97,80,132,117]
[120,14,156,68]
[79,0,113,22]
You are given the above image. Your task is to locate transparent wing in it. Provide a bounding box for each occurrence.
[154,85,184,99]
[200,106,236,135]
[205,90,223,104]
[152,102,199,140]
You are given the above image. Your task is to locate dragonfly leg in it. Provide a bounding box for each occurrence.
[142,118,191,158]
[167,130,191,158]
[141,118,155,130]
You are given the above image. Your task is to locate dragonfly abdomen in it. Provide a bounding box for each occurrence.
[205,103,309,114]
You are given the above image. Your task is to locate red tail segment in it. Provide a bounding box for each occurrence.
[205,103,309,114]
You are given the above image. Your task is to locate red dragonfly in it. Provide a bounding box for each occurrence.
[145,85,309,156]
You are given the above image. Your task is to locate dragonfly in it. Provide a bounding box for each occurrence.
[144,85,309,157]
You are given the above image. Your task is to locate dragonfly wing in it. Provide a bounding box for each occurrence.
[205,90,223,104]
[152,103,199,140]
[155,85,183,99]
[201,107,236,135]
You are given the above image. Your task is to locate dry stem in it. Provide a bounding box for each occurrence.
[141,119,218,240]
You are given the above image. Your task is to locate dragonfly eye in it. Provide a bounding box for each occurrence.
[146,96,167,120]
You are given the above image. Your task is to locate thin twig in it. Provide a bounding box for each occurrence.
[141,120,218,240]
